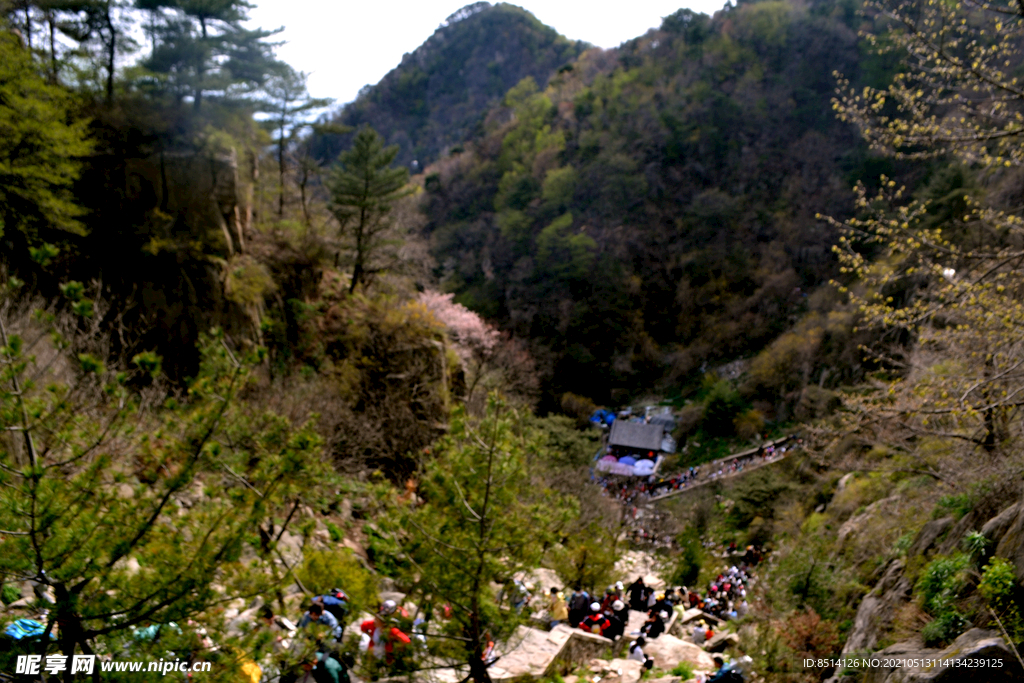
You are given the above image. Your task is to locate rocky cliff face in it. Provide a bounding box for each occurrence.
[125,150,246,257]
[830,500,1024,682]
[111,148,274,374]
[846,629,1022,682]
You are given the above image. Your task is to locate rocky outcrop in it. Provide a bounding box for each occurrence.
[983,504,1020,545]
[907,517,954,558]
[490,624,578,680]
[705,632,740,652]
[585,658,644,683]
[642,633,716,671]
[838,496,902,547]
[125,150,246,257]
[841,559,913,655]
[834,498,1024,683]
[850,629,1022,682]
[615,550,666,589]
[994,504,1024,584]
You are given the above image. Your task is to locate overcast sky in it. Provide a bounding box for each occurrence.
[245,0,727,108]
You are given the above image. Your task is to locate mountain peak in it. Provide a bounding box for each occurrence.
[441,1,492,28]
[313,3,588,168]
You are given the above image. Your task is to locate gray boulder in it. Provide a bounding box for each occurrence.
[983,504,1021,544]
[862,629,1022,682]
[994,505,1024,584]
[907,517,954,558]
[704,632,740,652]
[841,559,912,655]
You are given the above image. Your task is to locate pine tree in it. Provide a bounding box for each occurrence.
[382,396,575,683]
[0,288,327,672]
[326,128,411,293]
[139,0,280,110]
[258,67,332,219]
[0,33,91,270]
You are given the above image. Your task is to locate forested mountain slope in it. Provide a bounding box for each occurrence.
[311,2,588,168]
[418,0,891,409]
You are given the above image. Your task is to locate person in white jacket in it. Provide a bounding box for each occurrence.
[628,636,654,670]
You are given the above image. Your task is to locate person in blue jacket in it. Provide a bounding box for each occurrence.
[298,603,342,641]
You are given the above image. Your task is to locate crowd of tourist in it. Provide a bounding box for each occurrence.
[540,553,759,655]
[239,589,419,683]
[597,438,798,505]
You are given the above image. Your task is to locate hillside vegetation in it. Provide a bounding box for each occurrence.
[3,0,1024,681]
[417,0,898,415]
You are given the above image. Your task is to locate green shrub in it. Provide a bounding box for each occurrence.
[527,414,601,468]
[921,610,967,647]
[671,661,695,678]
[363,523,406,577]
[1,583,21,605]
[326,522,344,542]
[730,469,792,528]
[916,554,970,615]
[671,528,704,586]
[979,557,1016,607]
[935,494,973,520]
[962,530,989,563]
[733,409,765,440]
[979,557,1024,640]
[297,548,377,615]
[893,532,914,556]
[559,392,597,427]
[703,381,744,437]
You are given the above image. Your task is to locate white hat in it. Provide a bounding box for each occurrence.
[590,602,601,612]
[615,581,624,590]
[612,600,625,611]
[659,611,669,619]
[381,599,397,615]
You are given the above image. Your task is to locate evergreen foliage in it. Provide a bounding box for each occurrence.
[138,0,282,110]
[327,128,412,293]
[421,0,869,407]
[0,33,92,267]
[383,396,576,682]
[0,298,327,668]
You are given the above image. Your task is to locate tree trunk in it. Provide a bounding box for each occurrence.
[349,205,368,293]
[277,117,286,217]
[23,1,31,49]
[104,1,116,104]
[47,12,57,83]
[349,259,363,294]
[468,656,492,683]
[54,583,86,683]
[194,16,207,111]
[299,165,310,227]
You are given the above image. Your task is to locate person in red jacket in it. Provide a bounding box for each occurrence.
[580,602,611,638]
[360,600,412,665]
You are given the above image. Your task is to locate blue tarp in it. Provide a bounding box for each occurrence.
[589,409,616,425]
[5,619,47,640]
